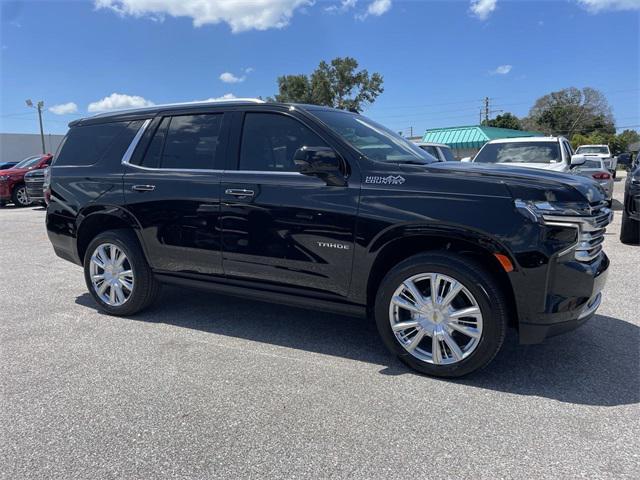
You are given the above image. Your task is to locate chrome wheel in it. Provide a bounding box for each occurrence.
[389,273,483,365]
[15,187,30,206]
[89,243,134,307]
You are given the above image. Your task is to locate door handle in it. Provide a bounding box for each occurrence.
[132,184,156,192]
[225,188,255,198]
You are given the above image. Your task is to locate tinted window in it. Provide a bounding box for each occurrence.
[440,146,456,162]
[475,142,561,164]
[312,110,434,164]
[13,155,41,169]
[239,113,328,172]
[160,114,223,169]
[140,117,170,168]
[55,121,140,166]
[420,145,440,158]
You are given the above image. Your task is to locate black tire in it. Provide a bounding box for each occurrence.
[620,209,640,245]
[11,184,31,207]
[83,229,160,315]
[374,252,508,378]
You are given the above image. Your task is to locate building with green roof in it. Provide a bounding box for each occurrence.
[422,125,542,160]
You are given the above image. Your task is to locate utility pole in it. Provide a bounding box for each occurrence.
[26,99,46,154]
[484,97,490,125]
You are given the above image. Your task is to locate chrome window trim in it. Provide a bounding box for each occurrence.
[121,118,152,166]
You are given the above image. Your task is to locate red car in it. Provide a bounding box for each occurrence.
[0,154,53,207]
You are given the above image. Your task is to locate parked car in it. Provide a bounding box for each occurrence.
[46,100,612,378]
[0,154,53,207]
[620,163,640,245]
[0,161,18,170]
[569,157,613,205]
[574,144,617,177]
[415,142,457,162]
[24,167,48,205]
[466,136,574,172]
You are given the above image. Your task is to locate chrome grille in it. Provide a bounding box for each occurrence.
[544,202,613,263]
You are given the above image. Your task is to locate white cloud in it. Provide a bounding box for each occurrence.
[356,0,392,20]
[219,72,245,83]
[94,0,312,33]
[325,0,357,13]
[49,102,78,115]
[200,93,237,102]
[470,0,497,20]
[88,93,155,112]
[490,64,512,75]
[577,0,640,12]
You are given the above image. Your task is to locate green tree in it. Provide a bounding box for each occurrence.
[482,112,522,130]
[524,87,615,139]
[274,57,384,112]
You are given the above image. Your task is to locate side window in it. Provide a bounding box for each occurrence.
[239,113,328,172]
[562,141,573,163]
[439,147,456,162]
[421,145,440,159]
[161,114,223,169]
[55,121,136,166]
[140,117,170,168]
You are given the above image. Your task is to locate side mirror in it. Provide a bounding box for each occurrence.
[461,157,471,163]
[571,155,586,167]
[293,146,346,186]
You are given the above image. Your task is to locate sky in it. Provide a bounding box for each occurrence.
[1,0,638,136]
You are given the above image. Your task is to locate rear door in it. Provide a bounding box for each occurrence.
[220,109,360,296]
[123,110,229,275]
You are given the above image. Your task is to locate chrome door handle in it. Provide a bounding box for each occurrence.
[225,188,255,198]
[132,184,156,192]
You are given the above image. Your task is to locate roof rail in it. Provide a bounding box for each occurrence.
[89,98,266,118]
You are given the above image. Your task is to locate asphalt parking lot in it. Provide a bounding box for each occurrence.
[1,174,638,480]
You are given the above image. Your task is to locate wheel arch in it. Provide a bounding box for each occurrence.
[365,228,520,327]
[76,206,145,264]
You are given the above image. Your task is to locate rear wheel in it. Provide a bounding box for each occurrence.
[12,185,31,207]
[83,229,160,315]
[374,252,508,377]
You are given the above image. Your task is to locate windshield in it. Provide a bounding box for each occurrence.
[311,110,436,164]
[12,155,42,169]
[474,142,561,164]
[576,146,609,155]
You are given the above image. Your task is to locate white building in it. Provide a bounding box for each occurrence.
[1,133,65,164]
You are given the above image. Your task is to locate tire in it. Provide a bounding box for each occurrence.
[620,209,640,245]
[11,184,31,207]
[374,252,508,378]
[83,229,160,315]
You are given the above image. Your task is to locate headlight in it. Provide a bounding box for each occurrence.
[514,199,591,222]
[0,175,9,182]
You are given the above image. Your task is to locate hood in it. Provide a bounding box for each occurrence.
[428,161,606,204]
[0,167,26,176]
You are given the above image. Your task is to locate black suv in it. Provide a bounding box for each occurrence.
[46,100,612,377]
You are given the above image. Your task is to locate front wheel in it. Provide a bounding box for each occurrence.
[375,252,508,377]
[12,185,31,207]
[83,229,160,315]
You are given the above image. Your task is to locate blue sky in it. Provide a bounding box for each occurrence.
[1,0,638,136]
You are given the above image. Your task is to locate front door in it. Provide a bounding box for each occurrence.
[123,112,229,275]
[220,110,359,296]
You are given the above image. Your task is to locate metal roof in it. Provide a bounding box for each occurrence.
[422,125,541,150]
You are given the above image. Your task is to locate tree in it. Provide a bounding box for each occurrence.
[570,129,640,155]
[482,112,522,130]
[274,57,384,112]
[523,87,615,139]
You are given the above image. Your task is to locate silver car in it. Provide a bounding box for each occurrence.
[570,157,614,204]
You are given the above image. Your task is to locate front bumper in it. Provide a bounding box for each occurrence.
[519,252,609,344]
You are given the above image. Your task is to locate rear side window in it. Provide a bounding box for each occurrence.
[55,121,142,166]
[440,147,456,162]
[140,114,223,170]
[420,145,439,158]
